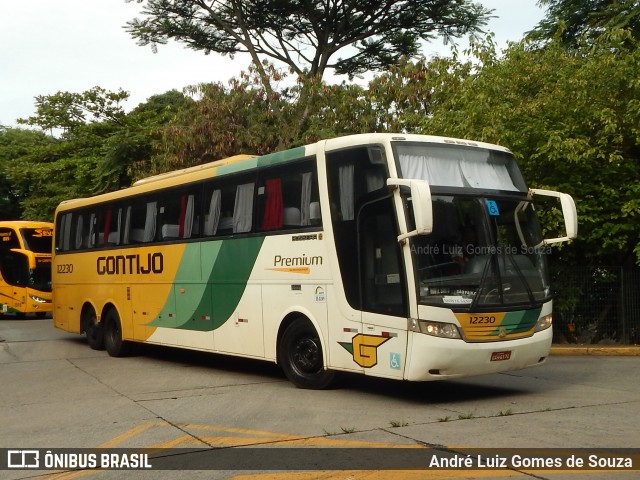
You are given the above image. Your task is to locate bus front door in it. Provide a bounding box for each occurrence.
[358,197,408,380]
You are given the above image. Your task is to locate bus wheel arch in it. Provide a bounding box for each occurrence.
[277,313,335,389]
[81,303,104,350]
[102,305,132,357]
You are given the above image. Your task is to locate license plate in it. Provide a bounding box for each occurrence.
[490,351,511,362]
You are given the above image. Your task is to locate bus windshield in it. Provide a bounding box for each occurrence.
[394,142,550,310]
[21,227,53,254]
[395,142,528,192]
[410,195,550,309]
[0,251,52,292]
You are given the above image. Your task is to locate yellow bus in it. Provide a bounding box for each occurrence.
[53,133,577,388]
[0,221,53,317]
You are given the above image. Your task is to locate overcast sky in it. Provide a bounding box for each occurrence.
[0,0,545,128]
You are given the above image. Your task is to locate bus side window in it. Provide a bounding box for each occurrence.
[124,200,157,244]
[203,184,235,236]
[260,177,284,230]
[233,183,254,233]
[88,213,97,248]
[72,212,92,250]
[203,179,254,237]
[203,188,222,236]
[56,214,73,252]
[0,227,21,250]
[159,190,199,241]
[97,208,121,247]
[258,160,321,232]
[55,216,68,252]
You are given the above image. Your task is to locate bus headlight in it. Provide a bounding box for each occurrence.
[534,314,553,332]
[30,295,49,304]
[409,318,461,339]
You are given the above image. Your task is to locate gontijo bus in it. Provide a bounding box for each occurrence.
[0,221,53,317]
[52,133,577,388]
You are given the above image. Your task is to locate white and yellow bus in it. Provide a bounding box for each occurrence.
[53,133,577,388]
[0,221,53,317]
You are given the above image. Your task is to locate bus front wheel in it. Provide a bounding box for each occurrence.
[280,320,335,389]
[103,309,131,357]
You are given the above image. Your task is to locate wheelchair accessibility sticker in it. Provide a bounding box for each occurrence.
[390,353,401,370]
[486,199,500,216]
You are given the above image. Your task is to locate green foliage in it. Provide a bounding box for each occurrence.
[145,72,283,176]
[7,126,106,219]
[126,0,491,78]
[17,87,129,135]
[144,66,379,176]
[6,89,190,219]
[0,127,56,220]
[527,0,640,47]
[125,0,491,145]
[419,30,640,266]
[96,90,193,192]
[366,52,476,133]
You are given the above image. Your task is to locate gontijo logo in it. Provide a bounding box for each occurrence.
[338,334,391,368]
[97,253,164,275]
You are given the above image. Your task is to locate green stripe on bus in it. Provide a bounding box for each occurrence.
[215,146,307,176]
[257,147,306,167]
[490,308,541,335]
[208,236,264,329]
[148,237,264,331]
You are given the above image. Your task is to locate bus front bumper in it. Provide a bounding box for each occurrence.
[404,327,553,381]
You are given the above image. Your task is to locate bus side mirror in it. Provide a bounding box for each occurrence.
[529,188,578,244]
[387,178,433,242]
[10,248,37,270]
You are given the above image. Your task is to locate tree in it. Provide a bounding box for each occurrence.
[142,63,388,175]
[126,0,490,77]
[7,126,106,220]
[527,0,640,47]
[365,52,475,133]
[0,127,56,220]
[10,87,132,217]
[125,0,491,144]
[8,88,191,218]
[17,87,129,135]
[95,90,193,191]
[416,31,640,268]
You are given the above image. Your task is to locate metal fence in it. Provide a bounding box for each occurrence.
[550,266,640,345]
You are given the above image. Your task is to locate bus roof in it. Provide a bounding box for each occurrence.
[55,133,512,212]
[0,221,53,229]
[131,154,257,187]
[322,133,512,154]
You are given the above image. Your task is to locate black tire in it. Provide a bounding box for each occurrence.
[103,309,131,357]
[85,309,104,351]
[279,320,335,389]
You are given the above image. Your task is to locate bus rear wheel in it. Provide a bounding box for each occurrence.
[280,320,335,389]
[85,310,104,351]
[103,309,131,357]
